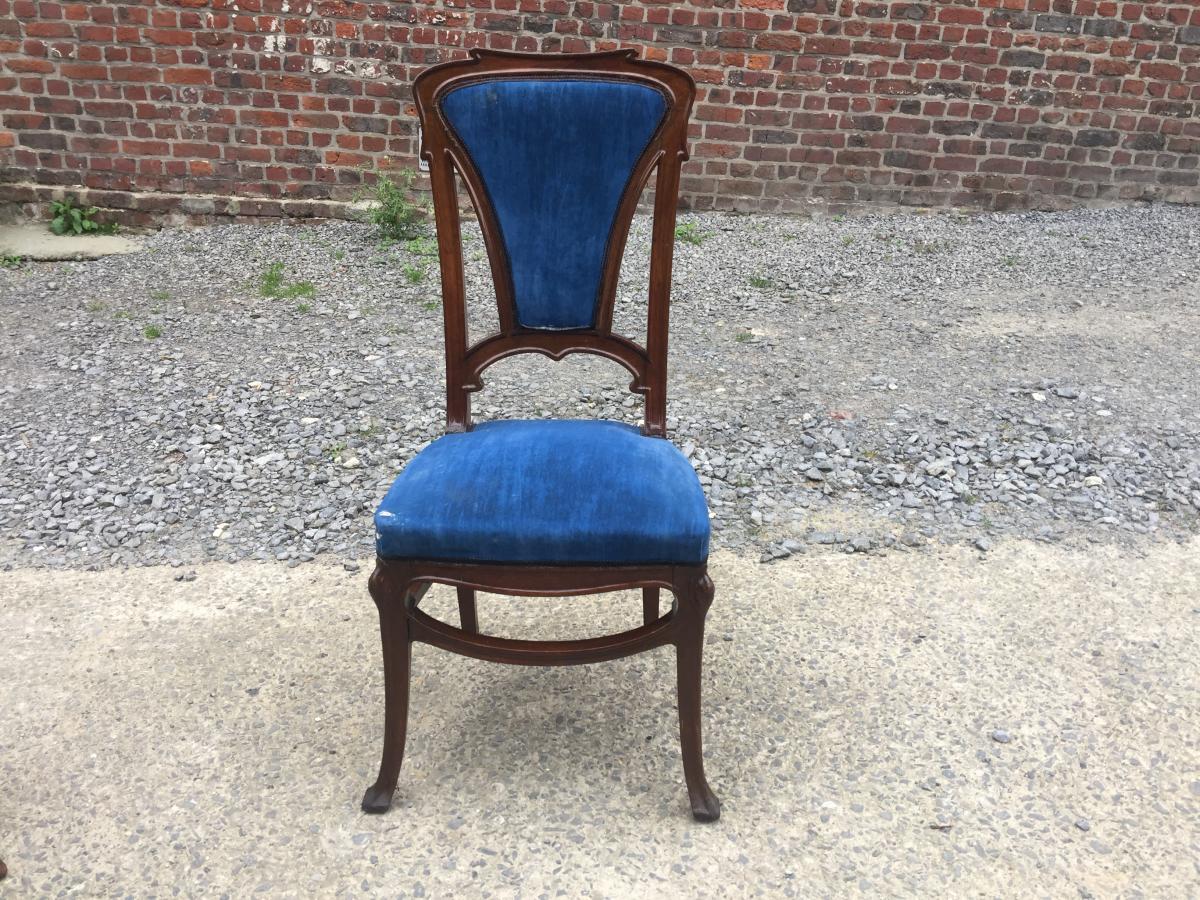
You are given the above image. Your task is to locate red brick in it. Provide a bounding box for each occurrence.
[0,0,1193,219]
[164,67,212,85]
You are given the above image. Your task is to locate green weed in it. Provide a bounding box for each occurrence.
[49,196,118,236]
[674,222,709,246]
[405,235,438,257]
[258,261,315,299]
[360,169,427,242]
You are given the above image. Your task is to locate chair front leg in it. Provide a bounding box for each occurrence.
[674,569,721,822]
[362,563,419,814]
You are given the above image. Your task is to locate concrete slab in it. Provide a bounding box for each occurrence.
[0,223,142,261]
[0,541,1197,896]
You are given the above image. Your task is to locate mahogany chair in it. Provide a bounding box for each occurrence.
[361,48,720,822]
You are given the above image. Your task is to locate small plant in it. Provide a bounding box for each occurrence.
[674,222,709,246]
[143,324,162,339]
[748,275,772,289]
[49,196,118,236]
[296,302,312,313]
[2,254,23,269]
[259,261,285,296]
[840,235,855,247]
[422,299,439,311]
[324,441,347,461]
[403,263,425,285]
[332,249,346,261]
[151,289,171,302]
[258,261,315,299]
[1003,255,1018,267]
[85,300,105,312]
[361,169,427,242]
[405,235,438,257]
[734,329,754,343]
[113,309,132,320]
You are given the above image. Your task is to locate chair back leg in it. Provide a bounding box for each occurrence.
[642,586,659,625]
[674,571,721,822]
[457,586,480,633]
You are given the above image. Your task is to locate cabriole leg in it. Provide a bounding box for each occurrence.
[362,565,417,814]
[674,571,720,822]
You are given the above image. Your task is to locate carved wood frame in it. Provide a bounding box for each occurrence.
[360,50,719,823]
[413,47,695,437]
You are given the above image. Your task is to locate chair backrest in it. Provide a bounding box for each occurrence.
[413,49,696,437]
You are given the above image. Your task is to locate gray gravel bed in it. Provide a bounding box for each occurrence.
[1,205,1197,569]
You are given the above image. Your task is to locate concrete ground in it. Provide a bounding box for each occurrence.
[0,223,141,261]
[1,540,1197,897]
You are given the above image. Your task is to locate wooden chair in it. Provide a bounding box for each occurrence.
[361,48,720,822]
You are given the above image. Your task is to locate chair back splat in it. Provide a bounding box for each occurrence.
[413,49,696,436]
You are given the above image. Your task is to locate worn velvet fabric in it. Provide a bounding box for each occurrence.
[375,420,710,565]
[439,79,667,330]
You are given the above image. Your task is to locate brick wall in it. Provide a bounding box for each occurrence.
[1,0,1198,225]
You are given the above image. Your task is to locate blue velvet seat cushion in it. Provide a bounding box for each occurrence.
[439,79,667,330]
[375,420,710,565]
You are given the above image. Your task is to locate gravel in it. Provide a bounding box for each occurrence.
[1,205,1197,570]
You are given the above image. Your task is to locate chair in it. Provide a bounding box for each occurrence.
[361,48,719,822]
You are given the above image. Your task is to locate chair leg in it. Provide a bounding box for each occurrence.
[642,586,659,626]
[456,586,479,634]
[362,566,416,814]
[674,571,720,823]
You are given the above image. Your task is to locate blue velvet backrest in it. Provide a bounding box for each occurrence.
[439,78,668,331]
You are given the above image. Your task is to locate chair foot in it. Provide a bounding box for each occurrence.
[688,784,721,823]
[361,781,395,814]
